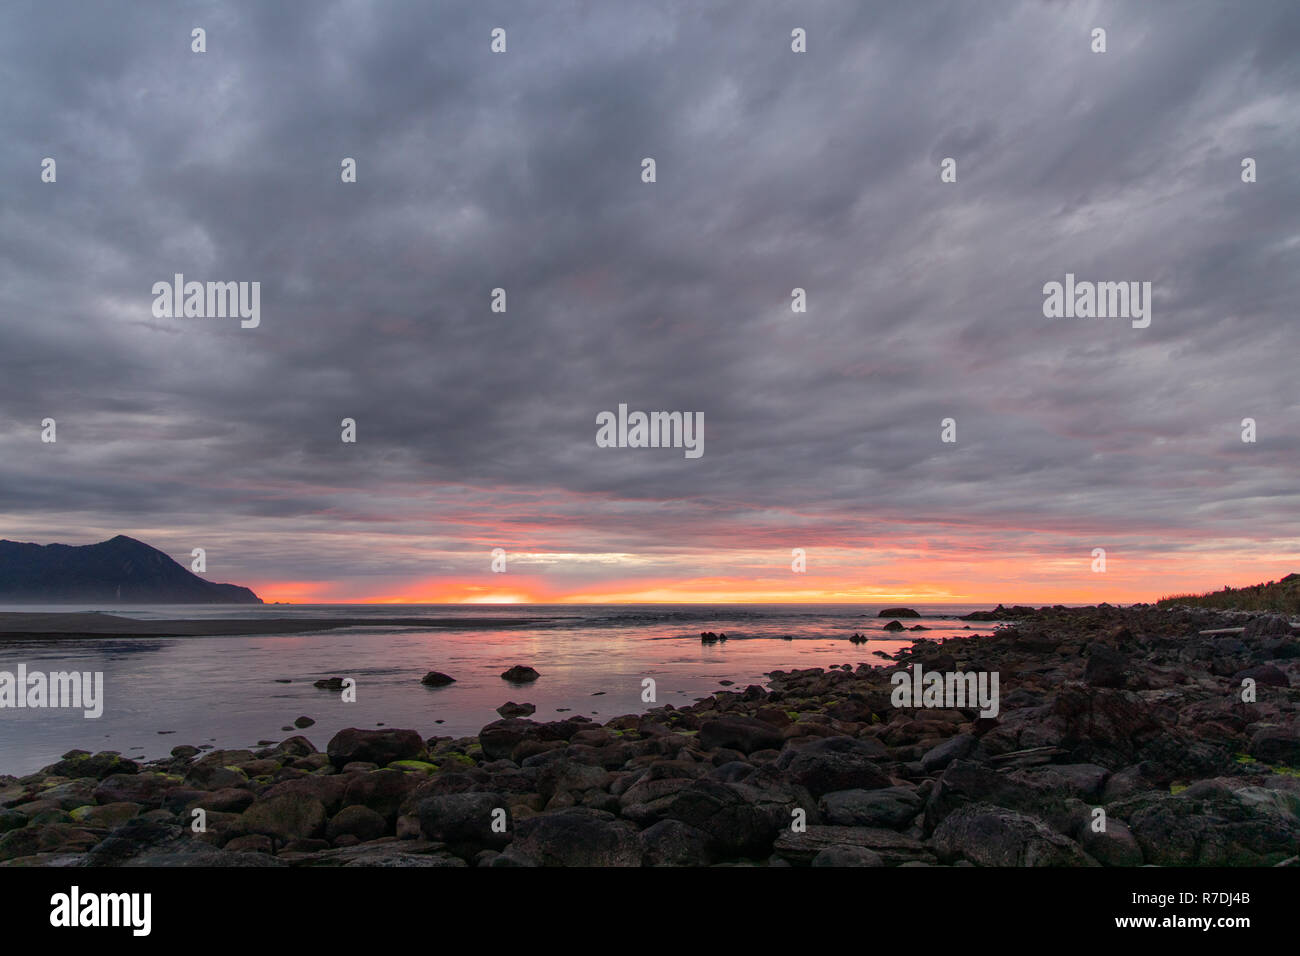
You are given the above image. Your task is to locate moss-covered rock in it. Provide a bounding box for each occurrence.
[69,801,142,829]
[389,760,440,774]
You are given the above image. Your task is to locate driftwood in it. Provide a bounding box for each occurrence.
[989,746,1067,763]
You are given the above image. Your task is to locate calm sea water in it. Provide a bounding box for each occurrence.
[0,604,1002,775]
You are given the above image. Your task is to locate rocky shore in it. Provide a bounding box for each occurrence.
[2,604,1298,867]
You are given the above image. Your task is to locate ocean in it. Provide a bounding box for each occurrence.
[0,603,1002,775]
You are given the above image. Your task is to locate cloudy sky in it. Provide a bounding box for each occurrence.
[1,0,1297,604]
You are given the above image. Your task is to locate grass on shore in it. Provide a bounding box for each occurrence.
[1156,573,1300,613]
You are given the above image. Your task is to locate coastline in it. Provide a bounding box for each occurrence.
[0,611,549,639]
[2,604,1298,866]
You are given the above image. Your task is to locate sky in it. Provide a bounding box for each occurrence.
[1,0,1298,605]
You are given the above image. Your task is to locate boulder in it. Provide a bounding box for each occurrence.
[189,788,256,814]
[223,834,274,854]
[341,769,421,822]
[920,734,976,773]
[326,805,388,843]
[1084,644,1128,688]
[537,760,613,801]
[417,793,511,855]
[1048,685,1164,765]
[1243,614,1294,640]
[478,719,542,761]
[184,764,249,790]
[820,787,922,828]
[79,819,285,867]
[664,777,814,858]
[241,793,328,842]
[326,728,425,769]
[932,804,1097,866]
[1113,784,1300,865]
[773,826,933,866]
[1233,664,1289,687]
[1077,817,1143,867]
[271,736,318,758]
[1248,727,1300,765]
[23,779,97,810]
[0,823,100,862]
[697,717,785,755]
[811,845,885,866]
[497,702,536,718]
[68,802,142,829]
[92,773,176,810]
[774,737,892,797]
[638,819,716,866]
[43,752,139,780]
[501,666,540,683]
[262,774,353,815]
[509,808,642,866]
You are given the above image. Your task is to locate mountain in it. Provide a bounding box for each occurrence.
[1156,573,1300,614]
[0,535,262,604]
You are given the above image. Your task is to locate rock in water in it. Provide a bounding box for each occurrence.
[421,671,456,686]
[878,608,921,618]
[497,701,536,717]
[501,665,540,682]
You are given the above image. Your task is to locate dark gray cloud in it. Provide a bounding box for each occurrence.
[0,0,1297,596]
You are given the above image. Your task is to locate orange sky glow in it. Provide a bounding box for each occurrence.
[247,549,1299,605]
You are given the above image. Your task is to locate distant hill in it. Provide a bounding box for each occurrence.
[0,535,262,604]
[1156,573,1300,613]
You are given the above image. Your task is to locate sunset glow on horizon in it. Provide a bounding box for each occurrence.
[243,547,1300,606]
